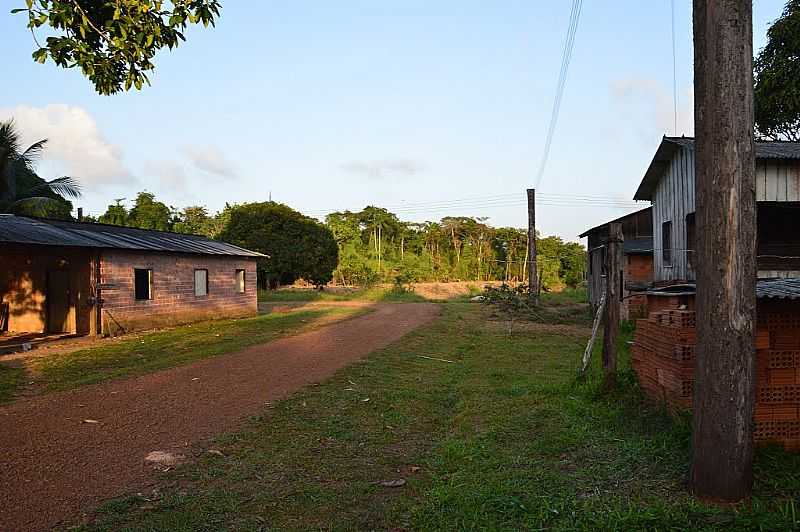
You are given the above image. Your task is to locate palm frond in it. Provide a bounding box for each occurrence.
[19,139,47,167]
[28,176,82,199]
[0,120,22,155]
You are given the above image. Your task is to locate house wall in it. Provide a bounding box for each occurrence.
[0,244,95,334]
[585,209,653,309]
[652,147,800,282]
[99,251,258,334]
[586,233,605,308]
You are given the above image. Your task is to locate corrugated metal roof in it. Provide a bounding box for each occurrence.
[644,279,800,300]
[578,206,652,238]
[756,278,800,300]
[634,136,800,200]
[0,215,265,258]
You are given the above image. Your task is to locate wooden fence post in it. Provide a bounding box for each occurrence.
[603,223,623,390]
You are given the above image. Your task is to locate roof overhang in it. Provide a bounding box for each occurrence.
[578,206,652,238]
[633,137,685,201]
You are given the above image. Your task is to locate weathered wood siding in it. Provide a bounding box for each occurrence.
[652,146,800,282]
[652,146,696,282]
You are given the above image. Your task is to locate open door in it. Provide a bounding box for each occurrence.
[46,270,72,333]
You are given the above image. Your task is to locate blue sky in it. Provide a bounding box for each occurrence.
[0,1,787,241]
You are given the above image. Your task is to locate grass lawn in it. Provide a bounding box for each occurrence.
[19,306,366,394]
[82,294,800,531]
[259,286,429,303]
[0,364,25,403]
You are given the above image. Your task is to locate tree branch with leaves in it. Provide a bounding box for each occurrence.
[12,0,221,95]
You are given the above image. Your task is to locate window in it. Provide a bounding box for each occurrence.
[194,269,208,297]
[686,213,696,271]
[134,269,152,300]
[662,221,673,265]
[235,269,246,293]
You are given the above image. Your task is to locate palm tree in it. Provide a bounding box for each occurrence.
[0,119,81,217]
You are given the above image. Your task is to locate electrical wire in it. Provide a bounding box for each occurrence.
[533,0,583,188]
[670,0,678,135]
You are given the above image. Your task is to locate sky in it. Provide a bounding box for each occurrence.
[0,1,788,242]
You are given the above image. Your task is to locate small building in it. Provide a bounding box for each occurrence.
[0,215,264,336]
[634,136,800,283]
[580,207,654,319]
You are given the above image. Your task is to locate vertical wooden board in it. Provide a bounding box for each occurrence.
[765,163,779,201]
[778,161,788,201]
[756,162,766,201]
[788,161,800,201]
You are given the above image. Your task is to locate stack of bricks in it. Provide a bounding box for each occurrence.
[631,309,696,412]
[631,305,800,452]
[754,307,800,452]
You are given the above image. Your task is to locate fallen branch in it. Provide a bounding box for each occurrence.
[580,291,606,374]
[417,355,456,364]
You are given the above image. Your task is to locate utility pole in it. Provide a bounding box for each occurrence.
[691,0,757,502]
[602,222,623,391]
[527,189,538,304]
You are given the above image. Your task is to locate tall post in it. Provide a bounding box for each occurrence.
[602,223,623,390]
[691,0,756,502]
[527,189,538,304]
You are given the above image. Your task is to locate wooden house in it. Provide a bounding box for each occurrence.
[634,136,800,283]
[580,207,654,319]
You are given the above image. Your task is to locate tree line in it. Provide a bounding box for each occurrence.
[84,193,586,290]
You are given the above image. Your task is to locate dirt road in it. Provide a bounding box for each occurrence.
[0,303,440,532]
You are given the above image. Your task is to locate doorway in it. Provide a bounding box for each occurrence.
[46,270,72,333]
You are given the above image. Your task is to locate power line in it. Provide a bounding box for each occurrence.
[303,191,643,215]
[670,0,678,135]
[534,0,583,188]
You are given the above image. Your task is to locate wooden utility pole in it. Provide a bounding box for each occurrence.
[527,189,538,304]
[602,223,623,390]
[691,0,757,502]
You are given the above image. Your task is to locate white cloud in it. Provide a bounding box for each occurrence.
[143,160,188,190]
[0,104,130,184]
[180,145,238,178]
[341,159,424,179]
[610,78,694,137]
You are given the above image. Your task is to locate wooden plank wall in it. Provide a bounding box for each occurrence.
[652,146,696,282]
[756,159,800,201]
[652,147,800,283]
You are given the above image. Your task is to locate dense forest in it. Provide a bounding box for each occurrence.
[87,192,586,290]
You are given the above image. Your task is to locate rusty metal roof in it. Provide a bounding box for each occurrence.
[756,278,800,300]
[0,215,265,258]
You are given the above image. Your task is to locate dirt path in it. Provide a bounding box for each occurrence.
[0,302,440,532]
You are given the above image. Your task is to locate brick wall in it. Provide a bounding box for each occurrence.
[627,254,654,282]
[623,254,654,320]
[100,251,258,334]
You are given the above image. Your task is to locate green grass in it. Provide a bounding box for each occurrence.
[81,300,800,531]
[259,286,428,303]
[0,364,25,403]
[30,307,365,392]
